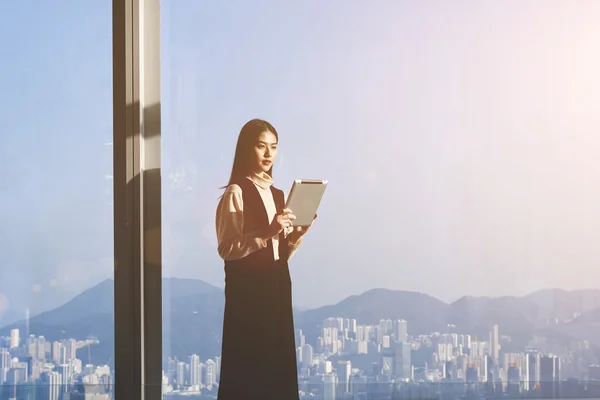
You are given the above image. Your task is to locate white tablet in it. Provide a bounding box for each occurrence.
[285,179,328,227]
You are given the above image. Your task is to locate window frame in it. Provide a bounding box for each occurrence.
[112,1,162,399]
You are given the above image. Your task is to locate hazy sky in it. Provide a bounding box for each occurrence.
[1,1,600,323]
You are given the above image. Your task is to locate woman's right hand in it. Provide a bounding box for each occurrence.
[263,208,296,239]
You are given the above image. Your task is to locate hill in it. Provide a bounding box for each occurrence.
[2,280,600,365]
[294,288,448,344]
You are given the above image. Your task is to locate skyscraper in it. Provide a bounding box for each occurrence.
[301,344,313,369]
[41,371,61,400]
[9,329,19,349]
[323,374,336,400]
[394,320,408,343]
[540,355,560,398]
[489,325,499,360]
[349,319,357,334]
[527,350,540,391]
[394,342,412,380]
[337,360,351,396]
[176,361,186,387]
[189,354,200,386]
[204,359,217,386]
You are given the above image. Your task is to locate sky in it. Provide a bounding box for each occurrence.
[1,1,600,324]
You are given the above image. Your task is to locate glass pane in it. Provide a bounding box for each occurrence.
[161,1,600,399]
[0,2,114,399]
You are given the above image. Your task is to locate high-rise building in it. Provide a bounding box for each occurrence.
[323,317,343,330]
[176,361,186,387]
[394,342,411,380]
[377,321,386,344]
[489,325,499,360]
[301,344,313,368]
[382,335,391,348]
[323,374,336,400]
[540,355,560,398]
[320,360,333,375]
[471,340,485,358]
[0,349,12,385]
[10,329,19,349]
[295,329,305,347]
[27,335,37,358]
[57,345,67,365]
[385,319,393,335]
[204,359,217,386]
[527,350,540,391]
[450,333,459,348]
[507,365,521,395]
[65,339,77,361]
[445,360,457,380]
[189,354,200,386]
[0,349,10,369]
[437,343,453,362]
[37,336,46,361]
[394,320,408,343]
[41,371,61,400]
[57,363,73,397]
[215,356,221,378]
[356,326,367,342]
[337,360,351,395]
[349,319,357,334]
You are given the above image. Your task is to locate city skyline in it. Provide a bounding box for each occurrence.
[3,277,600,356]
[2,311,595,399]
[3,1,600,398]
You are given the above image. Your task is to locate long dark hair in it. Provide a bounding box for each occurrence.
[221,119,279,189]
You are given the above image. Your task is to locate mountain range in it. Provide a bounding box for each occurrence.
[1,278,600,367]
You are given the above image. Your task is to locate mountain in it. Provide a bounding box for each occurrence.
[524,288,600,320]
[2,280,600,367]
[294,289,448,344]
[0,278,225,366]
[447,295,538,335]
[0,283,74,327]
[30,279,115,326]
[570,307,600,325]
[535,307,600,350]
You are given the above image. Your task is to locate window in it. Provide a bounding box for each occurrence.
[160,2,600,399]
[0,2,114,399]
[4,2,599,400]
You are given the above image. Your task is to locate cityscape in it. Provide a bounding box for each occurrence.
[4,1,600,400]
[1,301,600,400]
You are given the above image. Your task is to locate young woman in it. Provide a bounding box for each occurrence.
[215,119,317,399]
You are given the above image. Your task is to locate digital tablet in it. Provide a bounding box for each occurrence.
[285,179,328,227]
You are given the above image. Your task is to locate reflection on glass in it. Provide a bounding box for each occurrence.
[0,2,113,399]
[161,2,600,400]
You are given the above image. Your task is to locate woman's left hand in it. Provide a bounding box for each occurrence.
[287,214,317,245]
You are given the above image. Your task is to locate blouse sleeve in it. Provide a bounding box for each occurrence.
[216,185,268,261]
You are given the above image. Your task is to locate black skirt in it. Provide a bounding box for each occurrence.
[217,259,299,400]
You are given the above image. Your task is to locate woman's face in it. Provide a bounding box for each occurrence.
[252,130,278,175]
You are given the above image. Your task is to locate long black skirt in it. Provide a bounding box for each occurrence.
[217,260,299,400]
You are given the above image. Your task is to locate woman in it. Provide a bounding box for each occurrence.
[215,119,316,399]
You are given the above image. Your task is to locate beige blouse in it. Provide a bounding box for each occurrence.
[216,172,302,261]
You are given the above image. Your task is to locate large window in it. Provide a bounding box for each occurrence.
[0,2,114,400]
[3,1,600,400]
[160,1,600,399]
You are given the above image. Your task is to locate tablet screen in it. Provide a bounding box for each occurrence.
[285,180,328,226]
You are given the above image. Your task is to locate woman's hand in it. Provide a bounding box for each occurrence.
[262,208,296,239]
[287,214,318,245]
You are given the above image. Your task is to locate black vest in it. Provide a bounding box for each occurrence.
[224,178,290,270]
